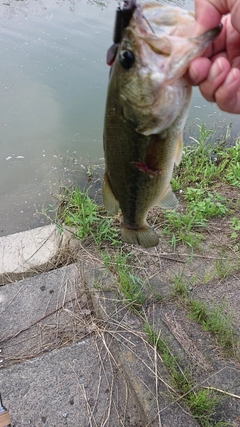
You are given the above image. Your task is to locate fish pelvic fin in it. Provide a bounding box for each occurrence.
[158,187,178,209]
[121,223,159,248]
[102,172,119,214]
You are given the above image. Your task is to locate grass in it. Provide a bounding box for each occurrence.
[173,275,236,353]
[163,122,240,249]
[229,216,240,239]
[102,250,146,310]
[215,256,233,279]
[56,186,120,246]
[145,322,227,427]
[172,122,240,189]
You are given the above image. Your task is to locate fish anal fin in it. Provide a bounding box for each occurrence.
[158,187,178,209]
[102,172,119,214]
[121,223,159,248]
[175,133,183,166]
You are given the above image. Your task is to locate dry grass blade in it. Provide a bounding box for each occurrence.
[204,386,240,400]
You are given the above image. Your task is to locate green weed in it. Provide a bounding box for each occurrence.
[162,210,203,245]
[203,269,215,284]
[190,299,234,351]
[102,250,146,309]
[164,122,240,249]
[220,140,240,188]
[186,190,228,219]
[145,322,223,426]
[163,210,205,249]
[177,122,220,187]
[173,273,190,298]
[187,390,222,427]
[229,217,240,239]
[179,122,239,189]
[215,258,227,279]
[57,187,120,246]
[189,299,208,323]
[202,304,235,350]
[145,322,179,374]
[119,269,146,308]
[162,188,228,248]
[172,271,235,352]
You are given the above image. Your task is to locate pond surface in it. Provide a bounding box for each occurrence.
[0,0,239,236]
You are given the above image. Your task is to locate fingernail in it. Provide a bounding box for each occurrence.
[224,68,238,86]
[190,63,199,81]
[208,58,224,81]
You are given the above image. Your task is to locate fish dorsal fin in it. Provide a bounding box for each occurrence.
[158,187,178,209]
[174,133,183,166]
[102,172,119,214]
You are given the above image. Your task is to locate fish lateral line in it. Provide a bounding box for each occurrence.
[132,160,162,177]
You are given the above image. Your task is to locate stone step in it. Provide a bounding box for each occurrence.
[0,224,76,284]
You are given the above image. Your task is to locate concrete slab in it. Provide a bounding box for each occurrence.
[205,363,240,425]
[3,256,238,425]
[0,338,142,427]
[0,225,75,284]
[0,264,94,368]
[0,263,199,426]
[86,267,199,427]
[0,264,144,426]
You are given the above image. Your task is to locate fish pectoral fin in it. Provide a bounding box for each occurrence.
[102,172,119,214]
[158,187,178,209]
[121,224,159,248]
[175,133,183,166]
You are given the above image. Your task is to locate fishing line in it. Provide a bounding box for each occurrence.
[143,14,155,34]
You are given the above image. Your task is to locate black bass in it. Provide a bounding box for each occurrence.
[103,1,221,248]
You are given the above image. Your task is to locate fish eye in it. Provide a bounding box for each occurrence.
[119,50,135,69]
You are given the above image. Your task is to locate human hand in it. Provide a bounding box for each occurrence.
[187,0,240,113]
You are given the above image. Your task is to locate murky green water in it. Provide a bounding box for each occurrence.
[0,0,239,236]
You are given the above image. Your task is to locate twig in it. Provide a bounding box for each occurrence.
[134,248,186,263]
[159,367,227,413]
[154,329,162,427]
[0,285,25,314]
[0,297,79,345]
[134,247,224,261]
[204,386,240,400]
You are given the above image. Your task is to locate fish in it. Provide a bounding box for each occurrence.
[102,1,222,248]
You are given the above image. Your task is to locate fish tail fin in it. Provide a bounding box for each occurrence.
[121,224,159,248]
[102,172,119,214]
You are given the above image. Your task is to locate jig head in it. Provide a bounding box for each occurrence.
[106,0,137,66]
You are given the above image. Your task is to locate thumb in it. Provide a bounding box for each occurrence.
[194,0,223,32]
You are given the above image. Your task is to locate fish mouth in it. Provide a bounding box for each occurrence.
[190,23,222,47]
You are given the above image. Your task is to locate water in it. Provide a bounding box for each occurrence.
[0,0,239,236]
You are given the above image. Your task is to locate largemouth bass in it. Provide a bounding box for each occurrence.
[103,1,221,248]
